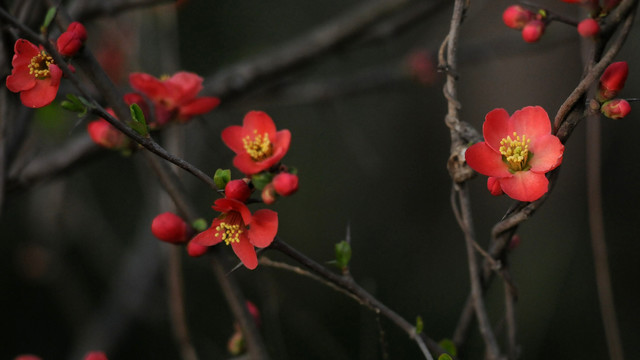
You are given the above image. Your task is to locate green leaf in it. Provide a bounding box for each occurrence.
[41,7,57,33]
[61,94,88,117]
[334,240,351,269]
[214,169,231,189]
[438,339,457,357]
[251,172,274,191]
[129,103,148,136]
[415,316,424,335]
[192,218,208,232]
[438,354,453,360]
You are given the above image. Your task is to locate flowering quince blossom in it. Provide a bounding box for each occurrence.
[87,109,128,149]
[6,39,62,108]
[192,198,278,269]
[222,111,291,175]
[129,71,220,123]
[598,61,628,101]
[57,22,87,57]
[465,106,564,202]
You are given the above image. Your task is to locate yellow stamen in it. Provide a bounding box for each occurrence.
[243,129,272,161]
[214,222,243,245]
[499,132,531,172]
[28,50,54,79]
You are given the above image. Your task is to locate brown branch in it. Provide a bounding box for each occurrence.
[269,237,441,360]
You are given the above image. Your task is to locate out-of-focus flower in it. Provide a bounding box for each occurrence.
[187,239,208,257]
[83,351,108,360]
[261,183,277,205]
[601,99,631,119]
[465,106,564,202]
[406,49,437,85]
[87,109,128,149]
[151,212,189,244]
[129,71,220,123]
[6,39,62,108]
[191,198,277,269]
[272,173,298,196]
[14,355,42,360]
[598,61,628,101]
[222,111,291,175]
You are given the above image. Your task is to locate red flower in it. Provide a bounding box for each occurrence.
[598,61,628,101]
[465,106,564,202]
[129,71,220,123]
[87,109,128,149]
[221,111,291,175]
[192,198,277,269]
[83,352,108,360]
[151,212,188,244]
[6,39,62,108]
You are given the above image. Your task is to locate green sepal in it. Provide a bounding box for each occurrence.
[192,218,208,232]
[438,338,457,357]
[41,7,57,33]
[415,316,424,335]
[251,172,274,191]
[287,166,298,175]
[334,240,352,269]
[129,103,148,136]
[213,169,231,189]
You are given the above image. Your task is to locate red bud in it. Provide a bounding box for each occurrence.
[67,22,87,42]
[261,183,277,204]
[187,240,208,257]
[57,31,83,56]
[87,118,127,149]
[522,20,545,43]
[601,99,631,119]
[272,173,299,197]
[151,212,188,244]
[577,18,600,38]
[598,61,628,101]
[487,177,504,196]
[502,5,533,30]
[225,179,252,202]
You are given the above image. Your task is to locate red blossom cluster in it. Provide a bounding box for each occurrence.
[596,61,631,119]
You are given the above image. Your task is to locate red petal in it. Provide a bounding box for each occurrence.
[19,65,62,108]
[465,142,511,178]
[221,125,245,154]
[129,73,168,101]
[6,67,36,92]
[166,72,203,104]
[529,134,564,172]
[191,227,222,246]
[499,171,548,202]
[212,198,252,225]
[13,39,40,61]
[178,96,220,120]
[511,106,551,140]
[483,108,511,152]
[232,153,272,175]
[248,209,278,248]
[242,111,276,139]
[231,235,258,269]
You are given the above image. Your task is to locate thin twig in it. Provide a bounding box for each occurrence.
[269,238,439,360]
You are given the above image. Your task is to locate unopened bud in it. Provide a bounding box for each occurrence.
[227,331,245,355]
[577,18,600,38]
[522,20,545,43]
[261,183,277,204]
[87,118,127,149]
[186,240,208,257]
[502,5,533,30]
[225,179,252,202]
[601,99,631,119]
[598,61,628,101]
[272,173,299,197]
[487,177,504,196]
[56,22,87,57]
[67,22,87,42]
[151,212,188,244]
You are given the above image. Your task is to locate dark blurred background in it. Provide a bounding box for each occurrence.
[1,0,639,359]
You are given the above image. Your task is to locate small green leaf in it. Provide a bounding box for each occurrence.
[61,100,83,112]
[415,316,424,335]
[251,172,274,191]
[334,240,351,269]
[438,339,457,357]
[438,354,453,360]
[61,94,88,117]
[214,169,231,189]
[192,218,208,232]
[41,7,57,33]
[129,103,148,136]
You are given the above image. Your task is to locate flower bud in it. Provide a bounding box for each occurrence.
[407,49,437,85]
[87,119,127,149]
[521,20,545,43]
[601,99,631,119]
[261,183,277,204]
[598,61,628,101]
[577,18,600,38]
[227,331,245,355]
[246,300,261,327]
[57,31,83,56]
[225,179,252,202]
[151,212,188,244]
[67,22,88,41]
[272,173,299,196]
[502,5,533,30]
[187,239,208,257]
[487,177,504,196]
[83,352,108,360]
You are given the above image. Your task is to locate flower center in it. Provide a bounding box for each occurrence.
[499,132,532,172]
[29,50,54,79]
[214,218,244,245]
[243,129,272,162]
